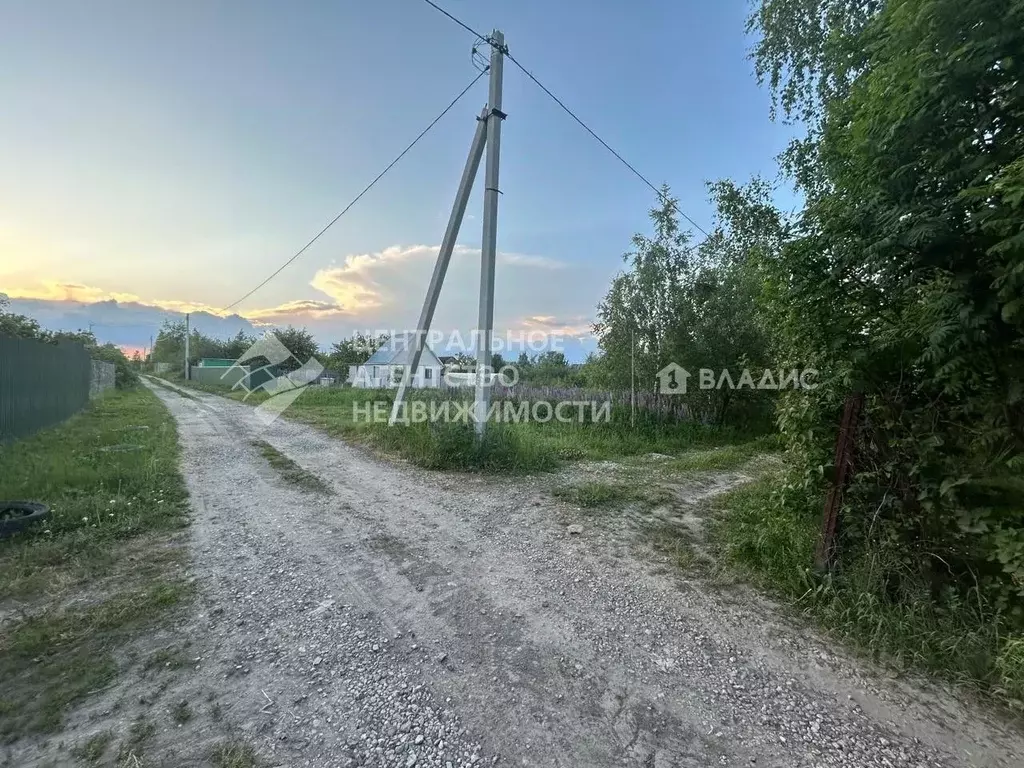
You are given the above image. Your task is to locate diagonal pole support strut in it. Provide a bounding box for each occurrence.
[389,107,489,425]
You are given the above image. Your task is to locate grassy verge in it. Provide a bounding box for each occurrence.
[0,387,192,740]
[148,376,200,401]
[211,740,263,768]
[162,378,768,474]
[153,374,252,404]
[552,480,673,509]
[709,477,1024,711]
[252,439,332,494]
[662,435,782,472]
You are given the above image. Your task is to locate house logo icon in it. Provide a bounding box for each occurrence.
[656,363,690,395]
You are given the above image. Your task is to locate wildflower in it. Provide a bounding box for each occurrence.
[82,516,89,523]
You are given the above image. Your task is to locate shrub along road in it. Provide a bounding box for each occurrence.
[106,379,1022,768]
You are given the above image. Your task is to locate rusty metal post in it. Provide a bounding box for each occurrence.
[815,392,865,571]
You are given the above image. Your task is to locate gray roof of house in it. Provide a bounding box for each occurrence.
[363,333,441,366]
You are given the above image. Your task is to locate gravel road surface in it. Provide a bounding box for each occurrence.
[142,379,1023,768]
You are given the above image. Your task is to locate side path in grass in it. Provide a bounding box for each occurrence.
[0,384,259,768]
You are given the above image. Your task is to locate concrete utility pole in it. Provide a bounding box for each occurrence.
[473,30,505,437]
[389,107,489,425]
[631,328,636,429]
[184,313,191,380]
[388,30,507,439]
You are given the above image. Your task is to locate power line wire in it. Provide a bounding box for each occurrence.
[221,68,488,312]
[416,0,712,239]
[420,0,487,39]
[504,53,711,239]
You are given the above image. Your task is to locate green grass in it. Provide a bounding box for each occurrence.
[165,381,768,474]
[252,439,332,494]
[649,522,702,571]
[0,387,192,740]
[267,387,564,473]
[0,387,190,600]
[117,717,156,763]
[211,740,262,768]
[552,480,673,509]
[512,416,755,463]
[0,580,192,738]
[154,374,254,404]
[663,435,782,472]
[149,376,200,401]
[553,481,638,508]
[709,476,1024,711]
[71,731,113,764]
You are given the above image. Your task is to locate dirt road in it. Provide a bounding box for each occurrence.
[138,380,1021,767]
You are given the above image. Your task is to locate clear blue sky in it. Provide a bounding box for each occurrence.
[0,0,796,352]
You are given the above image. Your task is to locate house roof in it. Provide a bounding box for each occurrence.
[363,333,442,367]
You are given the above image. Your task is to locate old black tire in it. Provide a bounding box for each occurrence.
[0,501,50,539]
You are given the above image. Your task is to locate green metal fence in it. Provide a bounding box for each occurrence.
[0,337,92,442]
[191,364,249,389]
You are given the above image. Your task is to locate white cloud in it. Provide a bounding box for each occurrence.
[300,244,596,340]
[3,243,612,358]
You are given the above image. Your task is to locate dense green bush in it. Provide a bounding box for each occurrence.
[751,0,1024,628]
[713,479,1023,703]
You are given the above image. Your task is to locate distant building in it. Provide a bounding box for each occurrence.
[348,333,443,389]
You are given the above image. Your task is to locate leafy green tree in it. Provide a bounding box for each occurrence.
[751,0,1024,609]
[222,330,256,362]
[594,186,690,393]
[593,181,781,423]
[44,329,96,346]
[576,352,608,389]
[152,319,187,366]
[153,321,259,372]
[327,332,389,375]
[272,326,320,373]
[0,296,43,339]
